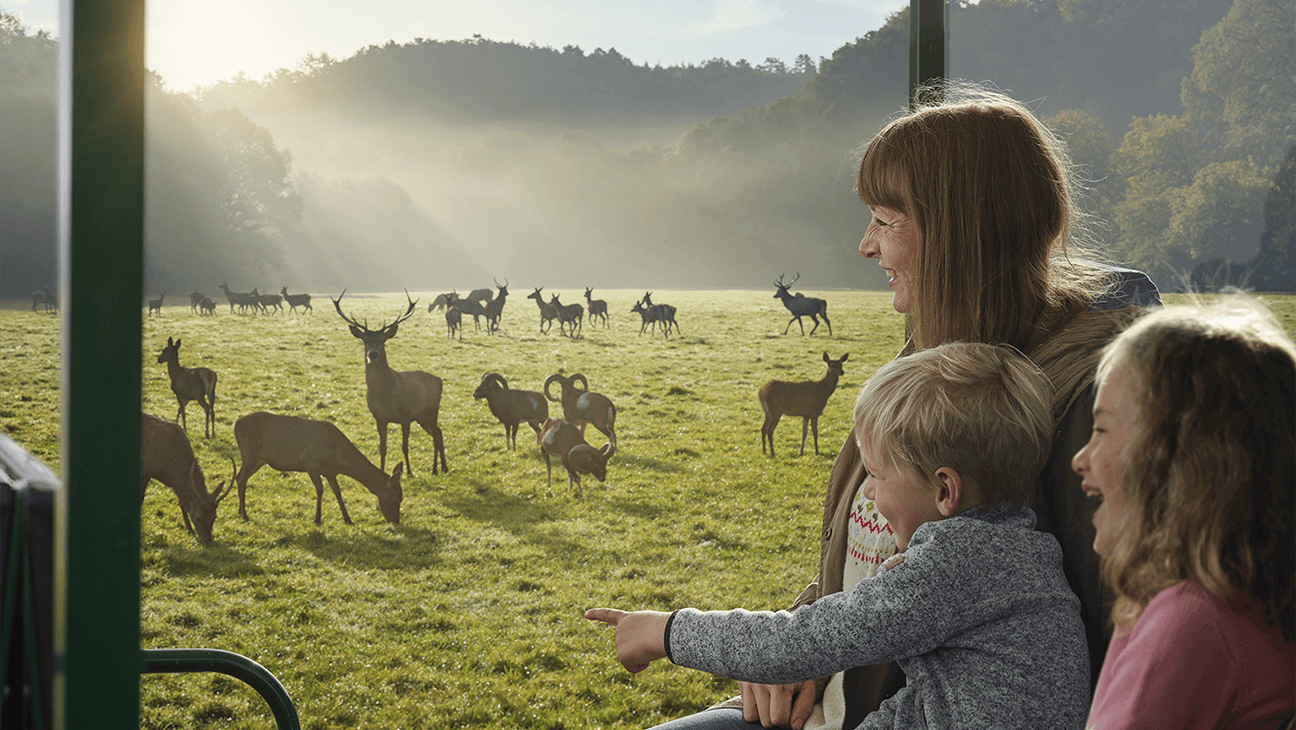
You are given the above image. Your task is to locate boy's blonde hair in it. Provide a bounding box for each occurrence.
[1097,297,1296,643]
[853,342,1054,509]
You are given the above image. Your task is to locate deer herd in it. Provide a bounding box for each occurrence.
[138,277,847,543]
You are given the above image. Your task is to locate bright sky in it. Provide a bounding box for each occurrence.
[8,0,908,93]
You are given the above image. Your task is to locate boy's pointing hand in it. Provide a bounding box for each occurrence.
[584,608,671,673]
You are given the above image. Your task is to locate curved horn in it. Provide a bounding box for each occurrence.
[569,373,589,391]
[482,372,508,390]
[543,373,567,401]
[600,441,616,460]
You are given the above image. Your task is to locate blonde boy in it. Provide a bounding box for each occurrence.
[587,342,1091,729]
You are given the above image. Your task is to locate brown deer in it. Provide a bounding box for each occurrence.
[584,288,609,328]
[538,418,615,495]
[281,287,313,313]
[758,351,848,457]
[233,411,403,525]
[156,336,218,438]
[189,291,205,314]
[543,372,617,448]
[148,291,166,316]
[485,278,508,333]
[773,272,831,335]
[473,372,548,450]
[141,412,229,542]
[445,302,462,340]
[641,292,680,336]
[549,294,584,338]
[526,287,558,333]
[333,290,448,476]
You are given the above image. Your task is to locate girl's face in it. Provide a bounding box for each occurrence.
[1072,357,1140,558]
[859,205,919,314]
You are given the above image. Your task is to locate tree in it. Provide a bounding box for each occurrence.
[200,108,302,239]
[1249,144,1296,291]
[1110,114,1205,276]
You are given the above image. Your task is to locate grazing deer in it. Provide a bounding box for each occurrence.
[427,293,452,313]
[333,290,448,476]
[549,294,584,338]
[485,278,508,333]
[758,352,848,457]
[445,303,462,340]
[157,336,218,438]
[148,292,166,316]
[543,372,617,448]
[527,287,558,333]
[539,418,615,496]
[473,372,548,450]
[142,412,230,542]
[189,291,205,314]
[198,297,217,316]
[642,292,680,336]
[233,411,403,525]
[584,288,609,328]
[281,287,313,313]
[773,272,831,335]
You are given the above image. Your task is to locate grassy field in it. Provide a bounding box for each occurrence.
[2,290,1293,729]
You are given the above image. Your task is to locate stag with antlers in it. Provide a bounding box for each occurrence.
[773,272,832,335]
[157,336,218,438]
[485,278,509,333]
[333,290,448,476]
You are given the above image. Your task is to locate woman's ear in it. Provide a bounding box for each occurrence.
[933,467,964,517]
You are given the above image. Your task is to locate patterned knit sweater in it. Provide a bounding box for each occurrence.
[665,503,1090,729]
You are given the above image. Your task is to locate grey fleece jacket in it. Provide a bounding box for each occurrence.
[664,503,1090,729]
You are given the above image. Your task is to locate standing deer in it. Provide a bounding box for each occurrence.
[584,288,609,328]
[472,372,548,450]
[31,286,55,313]
[543,372,617,448]
[218,282,259,314]
[527,287,558,333]
[445,292,489,331]
[773,272,832,335]
[198,297,217,316]
[465,288,494,305]
[549,294,584,338]
[538,418,615,496]
[642,292,679,335]
[148,292,166,316]
[485,278,508,333]
[445,302,462,340]
[142,411,230,543]
[233,411,403,525]
[189,291,205,314]
[281,287,313,313]
[333,290,448,476]
[758,352,848,457]
[156,336,218,438]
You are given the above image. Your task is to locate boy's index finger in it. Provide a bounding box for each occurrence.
[583,607,625,626]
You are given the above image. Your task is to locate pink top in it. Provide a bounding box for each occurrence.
[1087,580,1296,730]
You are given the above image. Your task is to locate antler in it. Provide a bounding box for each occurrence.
[333,289,418,333]
[332,289,367,330]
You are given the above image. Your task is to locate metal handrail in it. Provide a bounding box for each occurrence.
[141,649,301,730]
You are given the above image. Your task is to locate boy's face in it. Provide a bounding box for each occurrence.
[858,435,944,552]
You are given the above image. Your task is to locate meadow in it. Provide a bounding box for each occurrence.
[2,290,1293,729]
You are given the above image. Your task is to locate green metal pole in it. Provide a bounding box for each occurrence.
[54,0,145,726]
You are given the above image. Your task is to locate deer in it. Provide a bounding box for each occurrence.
[281,287,313,314]
[543,372,617,448]
[256,289,284,314]
[527,287,559,333]
[427,293,452,313]
[758,352,849,457]
[549,294,584,338]
[445,292,489,331]
[773,272,832,336]
[631,299,677,338]
[31,286,55,313]
[218,282,260,314]
[465,288,494,305]
[538,418,615,496]
[198,297,216,316]
[142,411,230,543]
[156,336,218,438]
[584,288,609,328]
[485,278,508,333]
[472,372,549,450]
[189,291,205,314]
[333,289,448,477]
[147,292,166,316]
[233,411,403,525]
[642,292,679,336]
[445,302,462,340]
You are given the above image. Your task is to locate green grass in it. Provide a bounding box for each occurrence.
[3,290,1294,729]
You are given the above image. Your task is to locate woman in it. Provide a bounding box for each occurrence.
[650,83,1158,730]
[1072,299,1295,729]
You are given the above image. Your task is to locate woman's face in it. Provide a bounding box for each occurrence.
[859,205,918,314]
[1071,357,1140,558]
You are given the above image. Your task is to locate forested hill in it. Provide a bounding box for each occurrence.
[4,0,1292,296]
[195,39,818,127]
